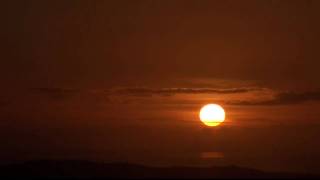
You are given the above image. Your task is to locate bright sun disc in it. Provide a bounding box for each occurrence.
[199,104,225,127]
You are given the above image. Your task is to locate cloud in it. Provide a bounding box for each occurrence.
[228,90,320,106]
[29,86,264,103]
[112,87,263,96]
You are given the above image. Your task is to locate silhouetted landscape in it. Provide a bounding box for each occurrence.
[0,160,318,178]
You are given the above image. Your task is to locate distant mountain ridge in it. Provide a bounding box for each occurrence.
[0,160,318,178]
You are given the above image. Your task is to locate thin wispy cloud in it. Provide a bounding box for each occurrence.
[110,87,264,96]
[228,90,320,106]
[31,87,264,97]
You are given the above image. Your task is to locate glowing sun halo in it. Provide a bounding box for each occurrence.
[199,104,225,127]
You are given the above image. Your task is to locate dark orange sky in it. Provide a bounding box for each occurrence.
[1,0,320,174]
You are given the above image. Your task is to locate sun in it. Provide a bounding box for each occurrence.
[199,104,225,127]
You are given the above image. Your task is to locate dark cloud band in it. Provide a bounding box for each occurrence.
[112,87,263,96]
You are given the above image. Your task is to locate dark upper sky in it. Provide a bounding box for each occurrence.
[2,0,320,89]
[1,0,320,174]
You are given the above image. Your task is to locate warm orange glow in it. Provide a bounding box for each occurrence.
[199,104,225,126]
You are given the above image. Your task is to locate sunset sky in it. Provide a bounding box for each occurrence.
[1,0,320,174]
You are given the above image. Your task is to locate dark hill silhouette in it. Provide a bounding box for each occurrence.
[0,160,318,178]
